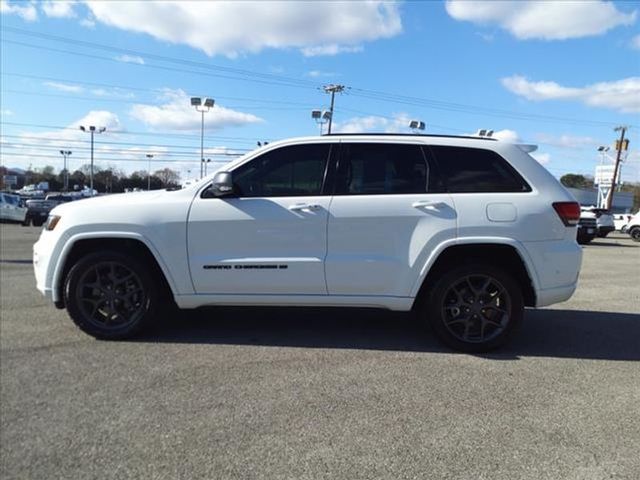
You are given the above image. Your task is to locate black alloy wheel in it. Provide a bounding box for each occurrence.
[424,264,523,352]
[64,251,158,339]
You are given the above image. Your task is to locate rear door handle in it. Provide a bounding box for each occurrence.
[289,203,321,212]
[412,200,443,210]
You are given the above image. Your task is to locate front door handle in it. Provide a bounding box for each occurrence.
[412,200,443,210]
[289,203,321,212]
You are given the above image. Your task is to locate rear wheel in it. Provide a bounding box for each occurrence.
[630,227,640,242]
[422,264,523,352]
[64,251,158,339]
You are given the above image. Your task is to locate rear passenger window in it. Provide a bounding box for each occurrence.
[429,146,530,193]
[336,143,429,195]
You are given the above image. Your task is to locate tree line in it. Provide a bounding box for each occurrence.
[1,164,181,192]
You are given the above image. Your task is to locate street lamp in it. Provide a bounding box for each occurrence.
[597,146,610,164]
[79,125,106,192]
[476,129,494,138]
[311,109,332,134]
[409,120,425,133]
[204,158,212,176]
[59,150,72,191]
[146,154,154,190]
[191,96,215,179]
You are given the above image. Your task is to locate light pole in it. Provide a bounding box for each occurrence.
[79,125,106,192]
[59,150,72,191]
[204,158,212,176]
[191,97,214,179]
[146,154,154,190]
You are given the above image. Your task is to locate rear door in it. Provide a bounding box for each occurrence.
[325,142,457,297]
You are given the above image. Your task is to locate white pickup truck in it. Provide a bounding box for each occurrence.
[34,134,582,352]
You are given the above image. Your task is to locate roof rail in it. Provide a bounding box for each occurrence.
[322,132,497,141]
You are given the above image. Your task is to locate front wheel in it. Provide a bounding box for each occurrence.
[64,251,158,339]
[630,227,640,242]
[422,264,524,352]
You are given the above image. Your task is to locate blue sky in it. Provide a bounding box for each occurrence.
[1,0,639,182]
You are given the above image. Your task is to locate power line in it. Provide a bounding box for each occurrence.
[0,121,262,144]
[2,72,318,106]
[0,134,252,152]
[3,28,635,129]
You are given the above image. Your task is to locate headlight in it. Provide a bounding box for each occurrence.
[45,215,61,231]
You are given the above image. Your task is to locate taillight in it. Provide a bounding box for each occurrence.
[553,202,581,226]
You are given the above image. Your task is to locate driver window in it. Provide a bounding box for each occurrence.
[233,144,331,197]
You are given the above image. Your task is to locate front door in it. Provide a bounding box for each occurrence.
[188,143,334,295]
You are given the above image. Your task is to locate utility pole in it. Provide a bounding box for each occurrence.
[605,126,629,210]
[323,84,345,134]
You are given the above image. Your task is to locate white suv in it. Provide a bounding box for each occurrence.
[33,134,582,352]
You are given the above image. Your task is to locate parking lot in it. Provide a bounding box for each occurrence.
[1,223,639,479]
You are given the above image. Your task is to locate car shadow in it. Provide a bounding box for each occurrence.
[137,307,640,361]
[587,241,637,248]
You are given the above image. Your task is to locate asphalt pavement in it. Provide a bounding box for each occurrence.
[1,224,639,479]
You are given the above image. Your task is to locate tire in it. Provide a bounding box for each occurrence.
[422,264,524,352]
[64,251,159,339]
[32,218,45,227]
[21,217,32,227]
[630,227,640,242]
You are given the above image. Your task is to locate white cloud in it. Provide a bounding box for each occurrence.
[492,129,520,143]
[334,113,412,134]
[446,0,636,40]
[502,75,640,114]
[42,0,76,18]
[531,152,551,165]
[535,133,598,149]
[83,0,401,57]
[1,109,14,116]
[632,34,640,50]
[1,0,37,21]
[129,89,262,131]
[306,70,338,79]
[43,81,84,94]
[115,54,145,65]
[80,17,95,28]
[301,45,364,57]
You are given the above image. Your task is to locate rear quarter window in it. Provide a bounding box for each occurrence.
[429,145,531,193]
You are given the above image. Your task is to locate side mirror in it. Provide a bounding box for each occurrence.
[209,171,234,197]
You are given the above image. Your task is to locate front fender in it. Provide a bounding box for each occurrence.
[50,230,180,303]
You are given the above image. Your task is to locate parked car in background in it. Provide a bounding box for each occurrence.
[581,207,615,238]
[33,134,583,352]
[23,194,77,227]
[613,213,633,231]
[625,212,640,242]
[0,192,28,224]
[577,211,597,244]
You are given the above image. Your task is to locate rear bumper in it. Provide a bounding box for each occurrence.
[523,238,582,307]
